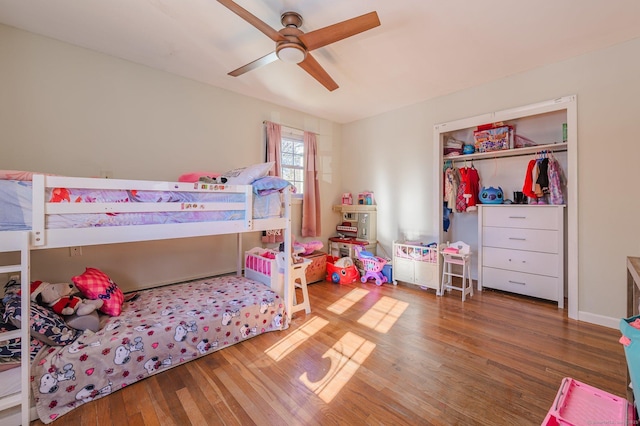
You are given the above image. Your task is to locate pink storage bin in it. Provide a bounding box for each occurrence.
[542,377,635,425]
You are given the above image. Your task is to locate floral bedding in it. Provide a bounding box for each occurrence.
[31,275,287,424]
[0,180,283,231]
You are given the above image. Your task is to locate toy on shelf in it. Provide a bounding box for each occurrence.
[357,191,375,205]
[355,246,388,286]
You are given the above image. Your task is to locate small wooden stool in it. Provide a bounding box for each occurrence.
[440,241,473,301]
[290,258,312,314]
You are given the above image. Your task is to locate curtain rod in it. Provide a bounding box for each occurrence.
[263,120,318,136]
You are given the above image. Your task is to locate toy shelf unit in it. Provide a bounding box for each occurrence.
[392,240,441,292]
[329,204,377,258]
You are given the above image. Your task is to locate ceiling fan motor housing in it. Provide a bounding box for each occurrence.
[276,15,307,63]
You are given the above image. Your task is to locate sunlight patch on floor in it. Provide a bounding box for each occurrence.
[357,296,408,333]
[327,288,369,315]
[299,332,376,403]
[265,316,329,362]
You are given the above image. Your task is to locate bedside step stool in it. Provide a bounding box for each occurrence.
[278,254,312,315]
[440,241,473,301]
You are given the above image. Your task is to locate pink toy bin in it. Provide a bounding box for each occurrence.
[541,377,634,425]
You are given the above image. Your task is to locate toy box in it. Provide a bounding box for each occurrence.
[620,315,640,405]
[300,250,327,284]
[382,263,393,283]
[542,377,634,425]
[474,125,513,153]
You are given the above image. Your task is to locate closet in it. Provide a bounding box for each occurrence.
[433,96,578,317]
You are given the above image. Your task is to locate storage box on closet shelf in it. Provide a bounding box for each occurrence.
[474,123,514,153]
[444,137,464,156]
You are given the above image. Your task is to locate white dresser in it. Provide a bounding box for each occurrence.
[478,205,565,308]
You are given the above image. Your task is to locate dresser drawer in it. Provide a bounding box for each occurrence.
[482,206,561,230]
[482,267,560,302]
[482,227,559,253]
[482,247,559,277]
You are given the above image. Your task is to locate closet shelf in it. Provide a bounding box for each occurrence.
[443,142,567,163]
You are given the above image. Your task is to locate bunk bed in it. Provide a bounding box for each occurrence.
[0,173,295,425]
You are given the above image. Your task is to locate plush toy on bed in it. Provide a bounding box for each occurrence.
[30,281,103,316]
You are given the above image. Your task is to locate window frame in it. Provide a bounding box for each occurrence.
[280,127,305,197]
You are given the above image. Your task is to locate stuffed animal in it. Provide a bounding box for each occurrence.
[30,281,103,316]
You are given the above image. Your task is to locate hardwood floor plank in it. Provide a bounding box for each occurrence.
[30,280,627,426]
[175,387,208,426]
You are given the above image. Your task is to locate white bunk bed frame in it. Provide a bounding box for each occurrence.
[0,174,294,425]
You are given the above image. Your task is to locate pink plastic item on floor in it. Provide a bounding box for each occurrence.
[541,377,635,425]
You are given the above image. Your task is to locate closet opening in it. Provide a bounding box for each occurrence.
[433,96,578,319]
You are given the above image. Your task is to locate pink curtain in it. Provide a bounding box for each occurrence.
[265,121,282,177]
[302,131,321,237]
[264,121,283,243]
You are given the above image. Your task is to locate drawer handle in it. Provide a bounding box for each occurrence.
[508,280,526,285]
[509,237,526,241]
[508,216,527,219]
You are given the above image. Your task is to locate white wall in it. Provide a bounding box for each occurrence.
[3,22,639,325]
[0,24,343,292]
[343,37,640,325]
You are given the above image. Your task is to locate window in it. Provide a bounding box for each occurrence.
[280,127,304,194]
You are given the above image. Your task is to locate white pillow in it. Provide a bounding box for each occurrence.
[222,162,274,185]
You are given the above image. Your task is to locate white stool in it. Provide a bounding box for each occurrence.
[440,241,473,301]
[289,258,312,315]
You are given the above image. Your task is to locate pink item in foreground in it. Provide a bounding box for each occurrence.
[72,267,124,316]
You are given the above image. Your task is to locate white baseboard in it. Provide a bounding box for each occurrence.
[578,310,621,329]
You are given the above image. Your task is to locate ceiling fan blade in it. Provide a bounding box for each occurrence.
[298,11,380,51]
[217,0,286,43]
[228,51,278,77]
[298,53,339,91]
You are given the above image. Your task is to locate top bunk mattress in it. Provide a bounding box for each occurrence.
[0,179,283,231]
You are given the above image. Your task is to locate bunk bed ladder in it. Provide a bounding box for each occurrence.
[0,233,31,425]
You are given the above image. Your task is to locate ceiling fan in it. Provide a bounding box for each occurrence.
[217,0,380,91]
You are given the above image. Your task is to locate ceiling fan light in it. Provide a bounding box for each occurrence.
[276,44,306,64]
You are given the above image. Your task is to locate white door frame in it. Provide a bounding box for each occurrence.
[433,96,578,319]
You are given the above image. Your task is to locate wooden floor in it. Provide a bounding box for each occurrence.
[32,280,628,426]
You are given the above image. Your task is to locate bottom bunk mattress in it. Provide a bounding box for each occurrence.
[31,275,287,424]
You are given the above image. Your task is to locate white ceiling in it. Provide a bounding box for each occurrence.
[1,0,640,123]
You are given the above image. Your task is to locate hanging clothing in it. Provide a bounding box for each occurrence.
[456,169,468,212]
[443,202,452,232]
[458,166,480,211]
[444,167,459,211]
[548,157,564,205]
[535,158,549,197]
[522,159,538,199]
